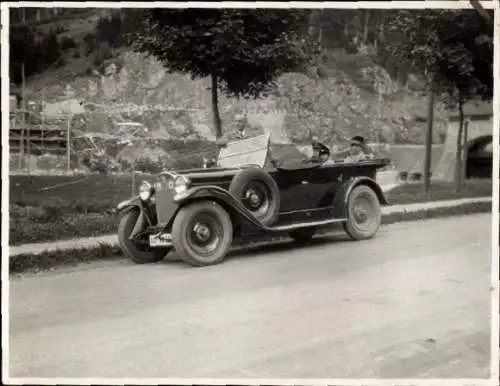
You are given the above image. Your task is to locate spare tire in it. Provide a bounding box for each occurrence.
[229,167,280,226]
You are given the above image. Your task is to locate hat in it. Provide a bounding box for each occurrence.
[350,135,365,146]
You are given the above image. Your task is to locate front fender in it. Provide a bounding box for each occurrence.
[174,185,266,230]
[332,176,388,218]
[116,196,156,240]
[116,196,143,213]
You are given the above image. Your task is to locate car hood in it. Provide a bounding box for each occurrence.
[159,166,246,184]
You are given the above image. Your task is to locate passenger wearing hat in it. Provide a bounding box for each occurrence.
[344,135,375,163]
[311,136,331,163]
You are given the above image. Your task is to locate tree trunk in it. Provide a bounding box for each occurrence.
[210,74,222,139]
[423,86,435,194]
[378,17,385,44]
[461,119,469,184]
[454,95,465,191]
[363,10,370,44]
[318,10,324,48]
[344,14,349,38]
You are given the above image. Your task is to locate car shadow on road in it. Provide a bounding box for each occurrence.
[230,233,352,260]
[160,231,354,268]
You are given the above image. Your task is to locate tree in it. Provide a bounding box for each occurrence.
[124,9,316,138]
[385,9,493,190]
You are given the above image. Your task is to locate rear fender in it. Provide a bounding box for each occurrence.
[332,177,388,218]
[116,196,155,240]
[174,186,266,231]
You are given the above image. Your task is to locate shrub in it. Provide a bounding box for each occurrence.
[92,41,113,68]
[83,32,98,55]
[134,156,165,174]
[81,149,120,174]
[60,36,78,50]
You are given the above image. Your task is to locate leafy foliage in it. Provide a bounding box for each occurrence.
[9,25,64,84]
[383,9,493,190]
[126,9,315,98]
[384,9,493,103]
[96,12,124,49]
[124,9,317,137]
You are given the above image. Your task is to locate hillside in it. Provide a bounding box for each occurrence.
[11,9,450,172]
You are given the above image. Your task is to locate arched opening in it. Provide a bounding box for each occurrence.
[466,135,493,179]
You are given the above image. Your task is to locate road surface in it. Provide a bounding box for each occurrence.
[9,214,492,379]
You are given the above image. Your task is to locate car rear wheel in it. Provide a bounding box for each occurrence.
[290,227,317,243]
[343,185,381,240]
[118,208,170,264]
[229,167,280,226]
[172,200,233,267]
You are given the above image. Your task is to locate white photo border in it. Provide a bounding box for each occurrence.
[1,1,499,385]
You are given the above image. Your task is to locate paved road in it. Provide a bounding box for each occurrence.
[9,214,492,379]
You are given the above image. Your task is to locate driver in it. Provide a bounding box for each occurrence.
[311,136,330,163]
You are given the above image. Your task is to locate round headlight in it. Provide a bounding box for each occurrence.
[139,180,153,201]
[174,175,191,195]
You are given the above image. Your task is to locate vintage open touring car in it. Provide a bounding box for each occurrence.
[116,133,391,267]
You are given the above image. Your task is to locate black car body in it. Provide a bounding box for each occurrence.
[116,134,391,267]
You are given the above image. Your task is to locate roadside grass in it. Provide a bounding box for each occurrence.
[10,243,124,275]
[386,179,492,205]
[9,173,148,215]
[9,213,118,246]
[9,201,492,275]
[8,175,492,246]
[380,200,492,224]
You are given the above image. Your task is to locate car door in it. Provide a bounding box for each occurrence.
[269,166,313,212]
[306,163,345,208]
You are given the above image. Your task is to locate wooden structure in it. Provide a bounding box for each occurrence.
[9,101,68,156]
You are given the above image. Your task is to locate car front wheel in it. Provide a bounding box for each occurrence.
[343,185,381,240]
[172,200,233,267]
[118,208,170,264]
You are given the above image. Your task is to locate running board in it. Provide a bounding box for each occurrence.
[269,218,347,232]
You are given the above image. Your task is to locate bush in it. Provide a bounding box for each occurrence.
[83,32,98,55]
[96,13,123,48]
[92,41,113,68]
[10,26,63,83]
[134,156,165,174]
[54,24,67,34]
[60,36,78,50]
[81,149,120,174]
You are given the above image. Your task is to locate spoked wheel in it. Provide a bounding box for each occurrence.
[118,208,170,264]
[343,185,381,240]
[172,200,233,267]
[290,227,317,243]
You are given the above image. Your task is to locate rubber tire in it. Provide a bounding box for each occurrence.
[229,167,280,226]
[118,208,169,264]
[343,185,381,240]
[172,200,233,267]
[290,227,317,243]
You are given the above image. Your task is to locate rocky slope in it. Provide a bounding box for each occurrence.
[17,12,450,170]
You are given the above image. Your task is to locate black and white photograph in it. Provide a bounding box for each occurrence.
[2,1,499,383]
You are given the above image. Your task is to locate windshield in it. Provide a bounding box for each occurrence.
[217,133,271,168]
